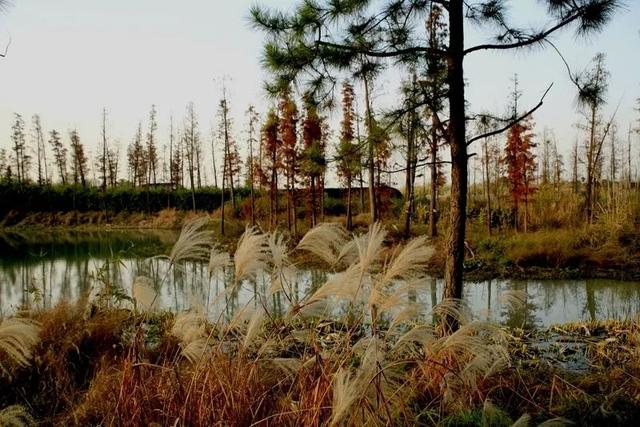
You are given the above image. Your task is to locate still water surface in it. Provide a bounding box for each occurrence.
[1,230,639,328]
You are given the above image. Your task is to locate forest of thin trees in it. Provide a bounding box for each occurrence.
[2,63,638,235]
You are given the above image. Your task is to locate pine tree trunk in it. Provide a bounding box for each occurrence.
[442,0,467,332]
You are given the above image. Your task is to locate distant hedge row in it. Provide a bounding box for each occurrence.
[0,183,249,215]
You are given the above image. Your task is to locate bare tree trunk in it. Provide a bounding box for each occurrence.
[363,73,378,223]
[249,123,256,227]
[483,135,492,236]
[346,179,353,230]
[429,114,439,238]
[585,105,597,223]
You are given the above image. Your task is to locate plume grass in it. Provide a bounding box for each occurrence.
[0,317,41,377]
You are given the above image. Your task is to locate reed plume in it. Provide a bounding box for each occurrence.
[171,311,208,364]
[208,246,231,278]
[296,222,349,266]
[0,405,35,427]
[0,317,41,378]
[234,227,269,283]
[132,276,158,312]
[167,216,213,266]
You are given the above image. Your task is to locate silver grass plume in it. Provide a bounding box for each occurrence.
[0,405,36,427]
[171,311,208,364]
[208,246,231,279]
[132,276,158,312]
[296,222,349,266]
[377,236,435,289]
[234,227,269,284]
[0,317,41,378]
[167,216,213,266]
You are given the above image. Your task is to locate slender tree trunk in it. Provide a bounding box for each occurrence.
[310,176,317,228]
[221,152,226,236]
[483,136,492,236]
[249,131,256,227]
[442,0,467,331]
[429,114,439,237]
[346,178,353,230]
[586,105,597,224]
[404,120,414,238]
[363,73,378,223]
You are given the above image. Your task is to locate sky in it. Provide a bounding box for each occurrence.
[0,0,639,185]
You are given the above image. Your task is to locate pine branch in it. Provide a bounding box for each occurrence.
[0,37,11,58]
[466,83,553,146]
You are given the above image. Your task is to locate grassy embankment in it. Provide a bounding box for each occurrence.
[1,220,639,426]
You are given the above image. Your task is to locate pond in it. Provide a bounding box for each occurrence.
[1,230,639,328]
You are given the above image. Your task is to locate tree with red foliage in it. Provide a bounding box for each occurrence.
[504,117,537,232]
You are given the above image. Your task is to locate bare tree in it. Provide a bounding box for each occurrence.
[246,105,260,226]
[146,104,158,185]
[10,113,29,185]
[31,114,48,185]
[183,102,200,211]
[100,108,109,190]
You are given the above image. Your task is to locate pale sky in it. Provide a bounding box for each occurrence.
[0,0,639,185]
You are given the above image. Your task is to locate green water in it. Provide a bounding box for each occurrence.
[0,230,639,327]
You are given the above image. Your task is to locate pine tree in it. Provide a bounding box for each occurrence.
[301,100,325,228]
[69,129,88,187]
[128,123,147,187]
[336,81,361,230]
[10,113,29,185]
[260,109,281,230]
[49,129,67,185]
[279,87,299,233]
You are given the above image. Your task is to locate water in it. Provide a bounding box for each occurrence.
[1,230,639,328]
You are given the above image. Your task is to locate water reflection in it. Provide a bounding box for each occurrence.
[1,247,639,327]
